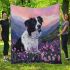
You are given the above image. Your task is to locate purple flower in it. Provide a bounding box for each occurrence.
[50,45,53,49]
[23,55,26,58]
[43,57,48,62]
[54,54,56,57]
[43,46,47,50]
[32,57,35,61]
[48,55,51,61]
[58,55,60,61]
[51,48,54,52]
[52,56,55,61]
[18,54,20,57]
[41,52,44,60]
[51,53,53,56]
[46,43,49,48]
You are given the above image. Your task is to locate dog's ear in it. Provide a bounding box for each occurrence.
[24,18,35,27]
[37,16,43,24]
[24,20,29,27]
[24,18,36,36]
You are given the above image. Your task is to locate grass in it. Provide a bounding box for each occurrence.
[0,42,70,70]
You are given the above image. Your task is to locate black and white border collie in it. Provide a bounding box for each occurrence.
[13,16,43,53]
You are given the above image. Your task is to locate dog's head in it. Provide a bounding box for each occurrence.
[24,16,43,36]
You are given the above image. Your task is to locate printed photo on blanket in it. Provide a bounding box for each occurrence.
[11,4,62,64]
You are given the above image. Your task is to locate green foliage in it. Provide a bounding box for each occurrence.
[0,0,2,18]
[0,0,70,17]
[0,0,70,16]
[23,1,36,7]
[8,0,65,8]
[0,0,10,17]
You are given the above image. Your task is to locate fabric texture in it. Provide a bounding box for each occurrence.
[11,4,61,64]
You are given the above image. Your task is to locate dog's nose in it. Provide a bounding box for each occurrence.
[37,25,41,28]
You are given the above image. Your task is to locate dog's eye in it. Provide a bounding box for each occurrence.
[37,16,43,24]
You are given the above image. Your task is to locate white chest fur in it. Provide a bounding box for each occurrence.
[21,30,41,53]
